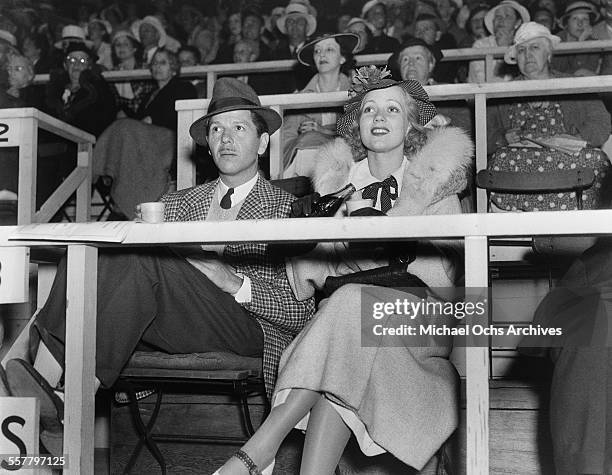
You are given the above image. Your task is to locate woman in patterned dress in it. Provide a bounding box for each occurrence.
[487,22,611,211]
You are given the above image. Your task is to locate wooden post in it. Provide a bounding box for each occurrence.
[269,105,283,179]
[63,245,97,475]
[177,109,197,190]
[75,142,92,222]
[464,235,489,474]
[484,54,494,83]
[475,94,488,213]
[17,117,38,224]
[207,72,217,99]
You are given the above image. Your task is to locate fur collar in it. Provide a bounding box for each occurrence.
[311,126,473,215]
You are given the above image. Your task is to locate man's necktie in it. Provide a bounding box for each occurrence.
[220,188,234,209]
[362,176,398,213]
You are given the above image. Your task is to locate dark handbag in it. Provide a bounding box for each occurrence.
[323,263,428,297]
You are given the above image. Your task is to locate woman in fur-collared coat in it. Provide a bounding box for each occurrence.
[215,71,473,475]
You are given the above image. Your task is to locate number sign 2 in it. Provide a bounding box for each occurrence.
[0,119,21,147]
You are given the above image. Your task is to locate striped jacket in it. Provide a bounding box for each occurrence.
[161,175,315,397]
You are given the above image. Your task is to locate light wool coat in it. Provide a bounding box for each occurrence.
[276,126,474,470]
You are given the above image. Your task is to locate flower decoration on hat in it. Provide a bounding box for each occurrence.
[348,65,391,99]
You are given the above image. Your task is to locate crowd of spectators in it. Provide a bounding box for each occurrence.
[1,0,612,216]
[1,0,612,100]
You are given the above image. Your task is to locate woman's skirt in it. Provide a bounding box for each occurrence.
[273,284,459,471]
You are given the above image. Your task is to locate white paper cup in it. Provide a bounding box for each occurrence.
[346,198,374,214]
[139,202,165,223]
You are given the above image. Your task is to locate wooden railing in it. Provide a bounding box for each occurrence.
[1,210,611,473]
[32,39,612,91]
[175,74,612,212]
[0,108,95,224]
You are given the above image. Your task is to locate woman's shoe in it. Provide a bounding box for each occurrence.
[212,449,275,475]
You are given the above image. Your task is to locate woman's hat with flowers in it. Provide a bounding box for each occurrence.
[336,66,438,137]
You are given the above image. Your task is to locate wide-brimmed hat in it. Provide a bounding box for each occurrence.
[189,78,282,146]
[0,29,17,46]
[560,0,600,26]
[297,32,359,66]
[276,3,317,37]
[111,29,139,44]
[54,25,93,48]
[484,0,530,34]
[504,21,561,64]
[361,0,385,18]
[131,16,167,47]
[63,41,98,63]
[387,37,443,80]
[336,66,438,137]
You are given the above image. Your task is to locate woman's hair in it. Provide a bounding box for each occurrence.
[339,42,355,76]
[309,36,356,75]
[111,34,144,67]
[344,86,428,161]
[7,53,35,84]
[178,45,202,64]
[151,48,180,76]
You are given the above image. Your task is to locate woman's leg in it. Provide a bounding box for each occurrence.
[219,388,321,474]
[300,397,351,475]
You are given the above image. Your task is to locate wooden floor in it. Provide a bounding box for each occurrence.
[105,378,555,475]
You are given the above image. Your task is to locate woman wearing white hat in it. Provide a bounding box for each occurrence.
[131,15,167,65]
[467,0,530,83]
[486,21,610,212]
[552,0,601,76]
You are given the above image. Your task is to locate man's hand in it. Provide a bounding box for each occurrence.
[298,119,319,134]
[504,128,521,145]
[186,255,243,294]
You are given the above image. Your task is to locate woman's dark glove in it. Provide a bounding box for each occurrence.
[349,207,386,217]
[290,192,320,218]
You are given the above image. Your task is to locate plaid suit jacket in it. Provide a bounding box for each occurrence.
[161,175,315,397]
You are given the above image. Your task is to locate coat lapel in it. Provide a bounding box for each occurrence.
[183,179,216,221]
[236,175,272,220]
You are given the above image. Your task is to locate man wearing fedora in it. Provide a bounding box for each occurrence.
[272,2,317,92]
[4,78,315,457]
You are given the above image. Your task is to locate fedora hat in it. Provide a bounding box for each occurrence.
[54,25,93,48]
[484,0,530,34]
[277,3,317,37]
[504,21,560,64]
[387,37,443,80]
[297,32,359,66]
[189,78,282,146]
[561,1,600,26]
[63,41,99,63]
[336,66,438,137]
[131,16,167,47]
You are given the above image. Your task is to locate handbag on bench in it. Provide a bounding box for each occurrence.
[323,262,428,298]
